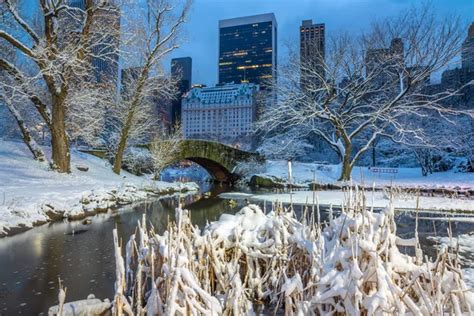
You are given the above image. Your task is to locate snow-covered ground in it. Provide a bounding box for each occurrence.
[0,140,198,236]
[259,160,474,189]
[221,190,474,212]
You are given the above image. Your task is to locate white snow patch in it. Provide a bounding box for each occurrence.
[465,269,474,288]
[0,140,198,235]
[258,160,474,189]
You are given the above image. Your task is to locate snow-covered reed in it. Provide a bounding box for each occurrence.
[111,190,474,315]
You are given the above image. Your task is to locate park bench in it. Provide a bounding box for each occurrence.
[369,167,398,174]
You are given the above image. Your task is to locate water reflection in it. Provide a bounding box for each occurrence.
[0,185,244,315]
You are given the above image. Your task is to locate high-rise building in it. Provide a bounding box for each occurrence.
[461,22,474,72]
[170,57,192,128]
[365,38,404,87]
[92,7,120,83]
[300,20,325,89]
[120,67,143,95]
[218,13,277,91]
[68,0,120,84]
[171,57,192,88]
[181,83,259,147]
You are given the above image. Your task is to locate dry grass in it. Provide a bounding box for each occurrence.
[109,188,473,315]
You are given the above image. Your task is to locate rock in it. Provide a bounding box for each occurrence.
[76,165,89,172]
[48,296,111,316]
[43,204,65,221]
[82,218,92,225]
[249,175,285,188]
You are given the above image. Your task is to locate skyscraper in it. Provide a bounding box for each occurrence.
[171,57,192,88]
[92,7,120,83]
[300,20,325,89]
[461,22,474,72]
[218,13,277,90]
[68,0,120,84]
[170,57,192,128]
[365,38,404,88]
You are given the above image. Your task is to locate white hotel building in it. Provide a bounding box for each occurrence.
[181,83,259,145]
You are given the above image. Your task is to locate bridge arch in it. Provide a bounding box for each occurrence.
[153,139,263,183]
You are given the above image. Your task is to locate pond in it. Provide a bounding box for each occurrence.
[0,184,473,314]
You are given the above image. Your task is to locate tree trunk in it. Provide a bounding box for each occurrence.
[372,144,376,167]
[113,88,143,175]
[338,143,352,181]
[112,133,127,175]
[3,97,48,163]
[50,93,70,173]
[113,126,130,175]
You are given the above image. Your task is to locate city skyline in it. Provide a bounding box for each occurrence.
[165,0,473,86]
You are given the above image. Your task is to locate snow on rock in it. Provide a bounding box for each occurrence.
[108,196,474,315]
[48,294,111,316]
[0,140,198,236]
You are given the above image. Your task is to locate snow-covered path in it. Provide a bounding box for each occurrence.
[0,140,197,236]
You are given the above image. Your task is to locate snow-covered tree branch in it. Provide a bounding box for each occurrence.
[110,0,191,174]
[149,123,182,178]
[0,0,120,172]
[258,4,472,181]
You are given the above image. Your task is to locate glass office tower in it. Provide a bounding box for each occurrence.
[300,20,325,90]
[218,13,277,90]
[170,57,192,128]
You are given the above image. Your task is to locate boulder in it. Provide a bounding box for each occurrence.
[48,294,111,316]
[76,165,89,172]
[249,175,285,188]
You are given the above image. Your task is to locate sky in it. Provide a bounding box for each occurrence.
[165,0,474,86]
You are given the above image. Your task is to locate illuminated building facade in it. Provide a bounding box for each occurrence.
[218,13,277,91]
[182,83,259,146]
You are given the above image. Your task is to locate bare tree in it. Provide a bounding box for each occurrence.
[0,0,120,172]
[149,123,182,178]
[258,4,472,181]
[257,127,314,161]
[111,0,190,174]
[0,91,48,162]
[414,113,474,174]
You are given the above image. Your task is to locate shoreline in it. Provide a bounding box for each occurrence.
[220,189,474,213]
[0,182,198,238]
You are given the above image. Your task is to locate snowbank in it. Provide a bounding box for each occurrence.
[0,140,198,236]
[257,160,474,190]
[220,190,474,212]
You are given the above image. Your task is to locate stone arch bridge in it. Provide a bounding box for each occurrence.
[79,140,264,182]
[148,139,264,182]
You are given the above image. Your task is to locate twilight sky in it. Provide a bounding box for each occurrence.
[165,0,474,86]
